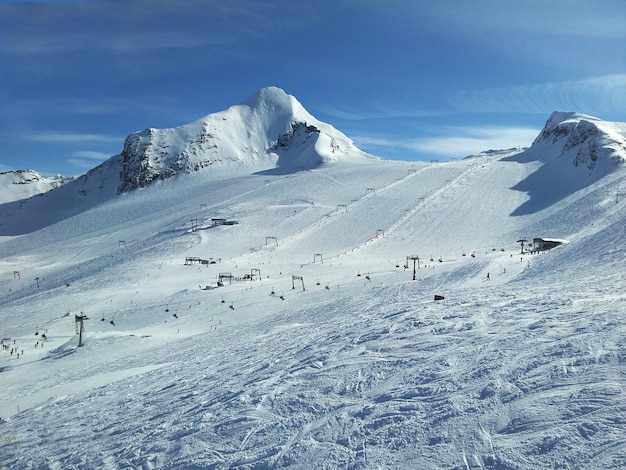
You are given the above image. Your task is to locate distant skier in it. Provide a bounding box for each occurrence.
[486,272,490,280]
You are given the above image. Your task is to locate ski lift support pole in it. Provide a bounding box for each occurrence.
[407,255,420,281]
[75,313,88,347]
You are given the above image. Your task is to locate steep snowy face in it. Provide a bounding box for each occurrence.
[531,111,626,174]
[118,87,369,192]
[0,170,69,203]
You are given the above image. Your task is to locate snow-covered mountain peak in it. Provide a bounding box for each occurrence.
[543,110,599,129]
[0,169,68,204]
[501,111,626,215]
[534,111,600,146]
[530,111,626,173]
[117,87,371,192]
[239,86,298,113]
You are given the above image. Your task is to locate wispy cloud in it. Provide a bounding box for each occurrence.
[407,127,539,157]
[351,136,400,148]
[451,74,626,118]
[322,74,625,124]
[391,2,626,71]
[66,159,102,170]
[412,1,626,40]
[11,95,182,119]
[72,150,111,160]
[0,1,305,57]
[66,150,112,170]
[321,103,433,121]
[14,98,123,116]
[355,126,539,159]
[31,132,121,144]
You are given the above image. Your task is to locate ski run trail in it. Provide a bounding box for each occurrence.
[0,150,625,469]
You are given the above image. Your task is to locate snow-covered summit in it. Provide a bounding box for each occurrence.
[531,111,626,173]
[502,111,626,215]
[117,86,372,192]
[0,169,68,204]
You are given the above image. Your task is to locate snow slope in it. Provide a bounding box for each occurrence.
[0,108,624,469]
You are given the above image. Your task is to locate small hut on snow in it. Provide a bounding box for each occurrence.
[533,237,569,251]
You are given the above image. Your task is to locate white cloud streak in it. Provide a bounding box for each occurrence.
[66,158,104,169]
[72,150,111,160]
[355,126,539,159]
[408,127,539,157]
[321,103,433,121]
[31,132,121,144]
[67,150,112,170]
[0,1,306,56]
[326,74,625,124]
[451,74,626,118]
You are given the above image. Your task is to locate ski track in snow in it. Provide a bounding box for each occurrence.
[0,151,625,469]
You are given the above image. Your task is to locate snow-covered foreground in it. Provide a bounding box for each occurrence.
[1,148,625,468]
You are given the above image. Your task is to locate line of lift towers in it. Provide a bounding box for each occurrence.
[72,236,427,347]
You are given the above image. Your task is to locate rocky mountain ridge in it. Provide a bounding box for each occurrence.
[1,93,624,223]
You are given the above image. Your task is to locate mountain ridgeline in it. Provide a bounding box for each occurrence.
[0,89,624,237]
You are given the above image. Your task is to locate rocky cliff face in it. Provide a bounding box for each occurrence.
[117,126,224,193]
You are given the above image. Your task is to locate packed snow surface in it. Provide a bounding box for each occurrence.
[0,105,625,469]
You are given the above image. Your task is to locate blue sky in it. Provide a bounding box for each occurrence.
[0,0,624,176]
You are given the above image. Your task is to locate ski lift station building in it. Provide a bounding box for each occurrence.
[533,237,569,251]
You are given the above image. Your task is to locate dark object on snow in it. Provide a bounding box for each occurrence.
[434,295,445,301]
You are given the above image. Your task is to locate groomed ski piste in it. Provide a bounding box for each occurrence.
[0,98,625,469]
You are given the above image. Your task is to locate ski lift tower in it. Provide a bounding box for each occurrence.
[75,313,89,347]
[517,238,528,254]
[407,255,420,281]
[292,275,305,291]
